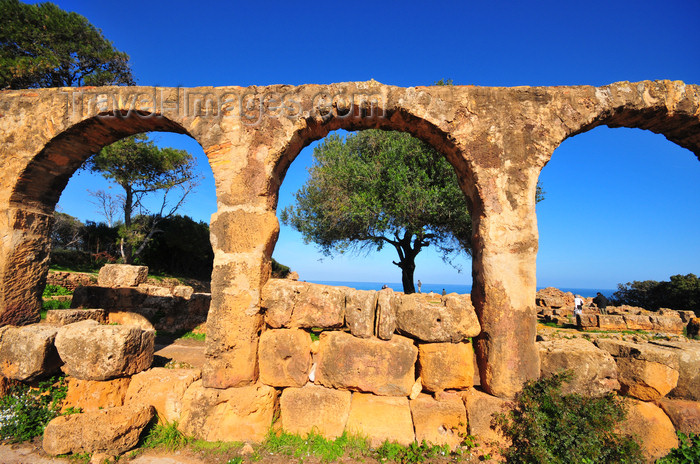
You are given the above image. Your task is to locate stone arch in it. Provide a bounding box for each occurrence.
[1,110,211,326]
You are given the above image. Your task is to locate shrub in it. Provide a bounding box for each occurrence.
[658,432,700,463]
[0,377,67,442]
[42,284,72,297]
[42,299,71,310]
[493,371,643,464]
[376,440,450,463]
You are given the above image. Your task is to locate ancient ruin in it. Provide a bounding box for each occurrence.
[1,80,699,405]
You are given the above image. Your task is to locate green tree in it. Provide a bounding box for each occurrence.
[85,134,199,264]
[0,0,134,89]
[281,130,475,294]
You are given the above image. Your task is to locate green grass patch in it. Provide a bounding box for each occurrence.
[141,421,190,451]
[262,430,367,462]
[179,331,206,341]
[190,439,243,454]
[0,376,68,442]
[658,431,700,463]
[377,440,451,463]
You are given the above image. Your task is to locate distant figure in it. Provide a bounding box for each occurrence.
[417,280,422,293]
[381,284,388,290]
[574,295,584,318]
[593,292,609,315]
[442,288,447,296]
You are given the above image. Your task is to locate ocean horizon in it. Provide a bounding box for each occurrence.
[308,280,616,298]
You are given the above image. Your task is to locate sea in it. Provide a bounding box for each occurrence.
[309,281,616,298]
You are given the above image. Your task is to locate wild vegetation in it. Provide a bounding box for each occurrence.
[612,273,700,315]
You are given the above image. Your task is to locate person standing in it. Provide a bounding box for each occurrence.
[417,280,422,293]
[574,295,584,317]
[593,292,609,315]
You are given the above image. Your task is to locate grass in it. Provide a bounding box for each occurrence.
[179,330,206,341]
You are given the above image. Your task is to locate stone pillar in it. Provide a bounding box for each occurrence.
[201,158,279,389]
[470,169,541,399]
[0,207,53,326]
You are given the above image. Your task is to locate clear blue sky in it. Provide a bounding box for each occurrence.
[51,0,700,290]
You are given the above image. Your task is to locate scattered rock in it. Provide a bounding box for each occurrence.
[687,317,700,338]
[107,311,154,331]
[55,320,154,380]
[652,340,700,401]
[61,377,131,413]
[0,324,61,381]
[42,403,155,455]
[125,368,201,424]
[619,399,678,463]
[656,397,700,435]
[45,309,106,325]
[315,331,417,396]
[97,264,148,288]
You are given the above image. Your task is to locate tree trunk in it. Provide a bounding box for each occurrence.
[400,258,416,294]
[122,185,133,264]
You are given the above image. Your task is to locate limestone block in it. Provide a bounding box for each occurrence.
[418,342,474,392]
[107,311,154,331]
[535,287,572,308]
[55,320,154,380]
[346,393,414,447]
[61,377,131,413]
[0,324,61,381]
[410,393,467,449]
[258,329,311,387]
[280,384,352,439]
[178,380,278,442]
[622,315,654,331]
[375,288,397,340]
[577,313,598,330]
[656,397,700,435]
[124,367,201,424]
[597,315,627,331]
[172,285,194,299]
[538,338,619,396]
[315,331,417,396]
[45,309,107,325]
[596,339,679,400]
[619,399,678,463]
[650,315,685,334]
[460,388,508,446]
[260,279,308,328]
[97,264,148,287]
[42,403,155,456]
[291,284,346,329]
[345,290,377,338]
[651,340,700,401]
[396,293,480,342]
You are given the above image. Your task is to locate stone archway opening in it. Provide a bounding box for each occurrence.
[3,112,216,326]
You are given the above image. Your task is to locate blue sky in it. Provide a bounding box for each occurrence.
[52,0,700,289]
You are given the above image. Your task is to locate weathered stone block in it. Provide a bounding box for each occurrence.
[0,324,61,381]
[315,331,417,396]
[55,320,154,380]
[346,393,414,447]
[125,367,201,424]
[577,313,598,329]
[596,339,679,400]
[538,338,619,396]
[652,340,700,401]
[418,342,474,392]
[280,384,352,439]
[258,329,311,387]
[172,285,194,299]
[178,380,278,442]
[375,288,397,340]
[62,377,131,413]
[597,315,627,331]
[107,311,155,331]
[260,279,307,328]
[345,290,377,338]
[410,393,467,449]
[656,397,700,435]
[45,309,106,325]
[460,388,509,447]
[292,284,346,329]
[396,293,480,342]
[97,264,148,287]
[622,314,654,331]
[619,399,678,463]
[42,403,154,456]
[649,315,685,334]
